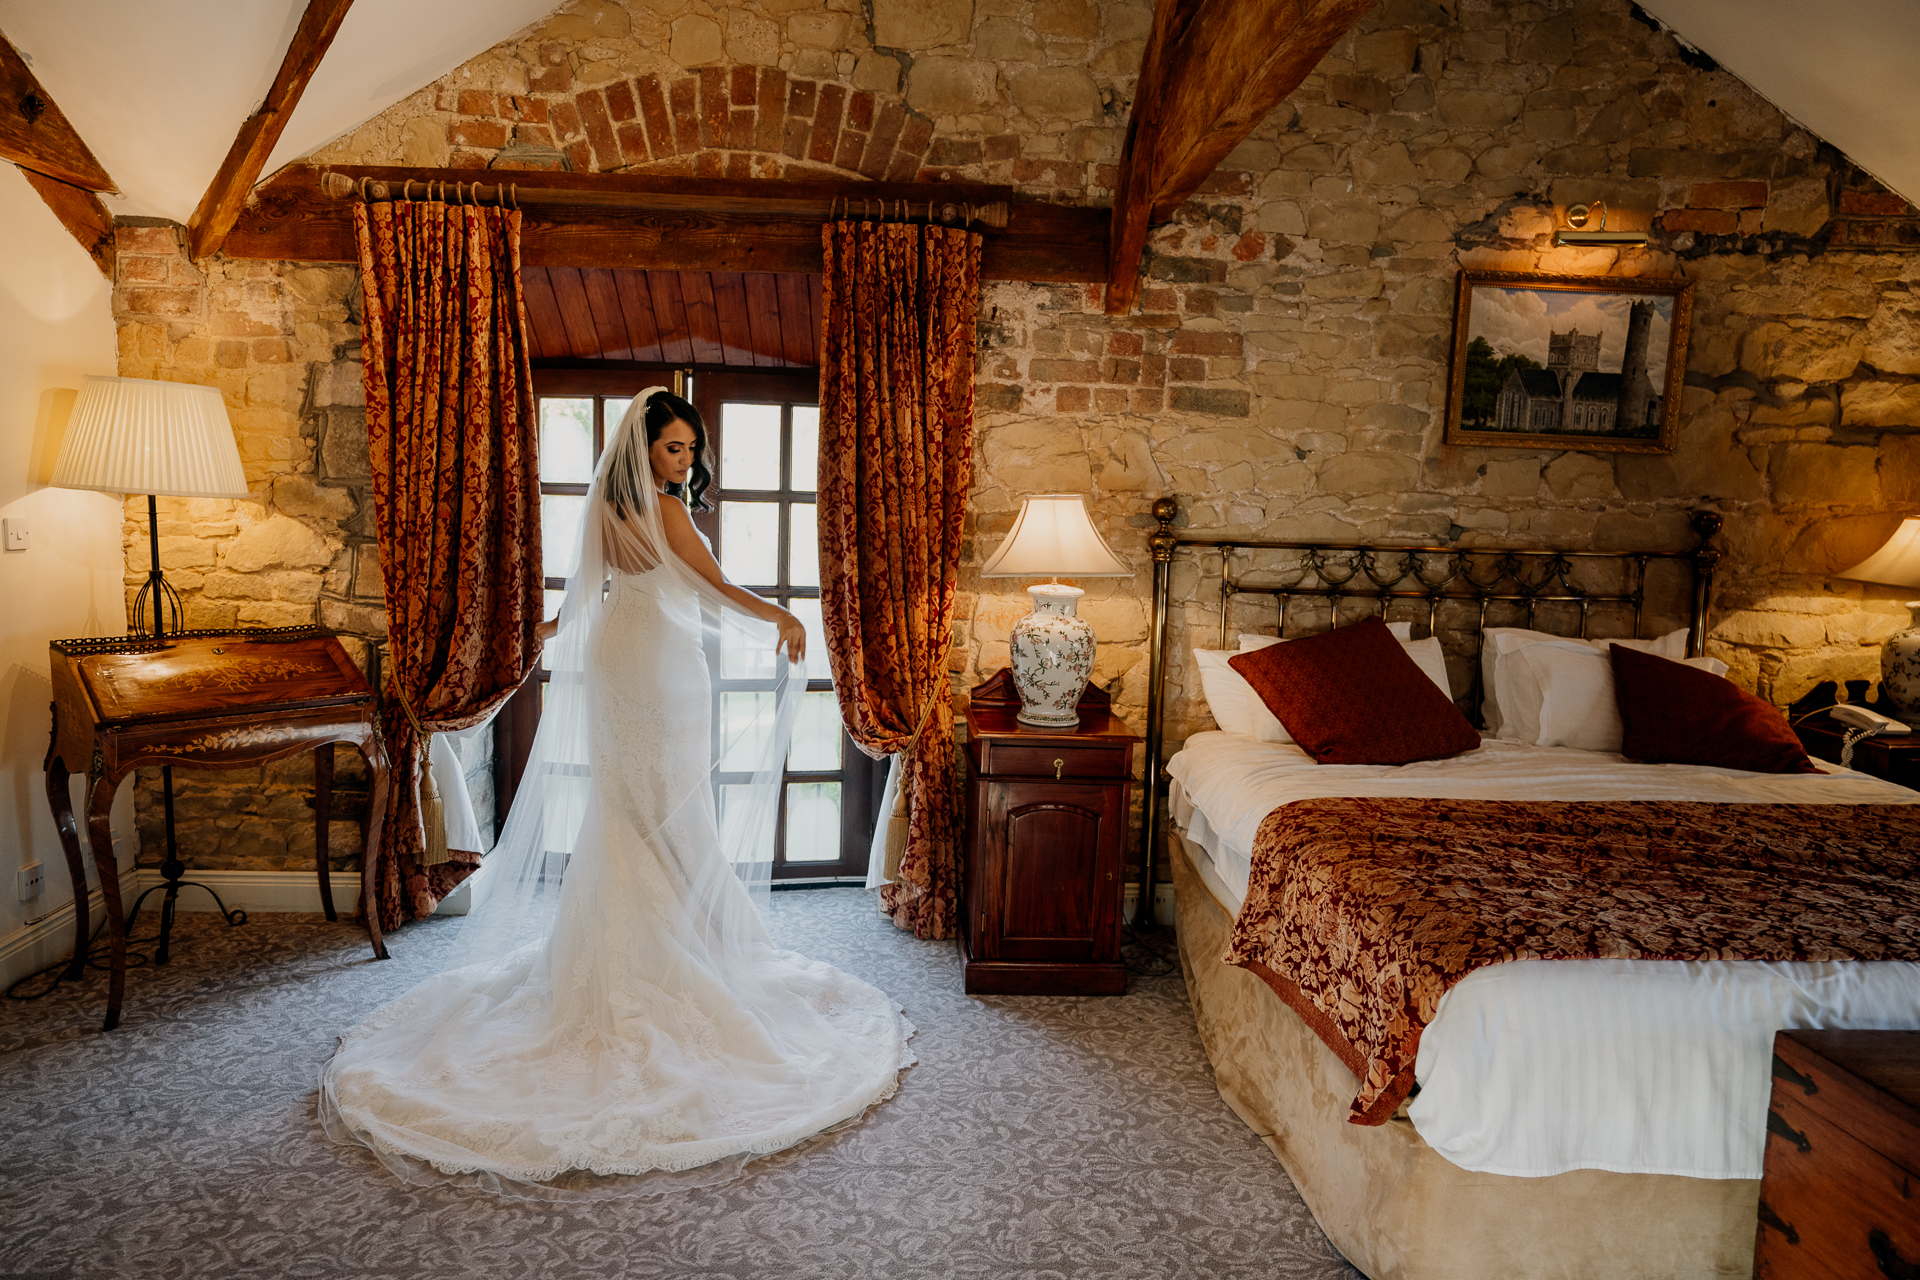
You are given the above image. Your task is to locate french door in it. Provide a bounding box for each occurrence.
[498,366,877,883]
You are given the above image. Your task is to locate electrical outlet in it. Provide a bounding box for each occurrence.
[18,862,44,901]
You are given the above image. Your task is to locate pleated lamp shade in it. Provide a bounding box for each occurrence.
[51,375,249,499]
[1840,518,1920,590]
[980,494,1132,578]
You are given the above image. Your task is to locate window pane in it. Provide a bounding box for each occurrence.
[784,782,841,862]
[540,588,566,670]
[789,597,833,682]
[788,502,819,588]
[603,396,633,439]
[542,494,585,579]
[790,405,819,493]
[721,402,782,491]
[789,690,843,771]
[720,501,780,586]
[540,398,594,484]
[720,625,782,682]
[719,691,777,772]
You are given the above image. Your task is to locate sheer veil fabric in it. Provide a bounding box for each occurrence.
[319,388,915,1198]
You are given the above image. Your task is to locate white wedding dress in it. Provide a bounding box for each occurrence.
[320,392,913,1196]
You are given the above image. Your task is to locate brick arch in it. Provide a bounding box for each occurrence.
[450,65,936,184]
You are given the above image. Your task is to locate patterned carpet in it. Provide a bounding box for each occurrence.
[0,889,1360,1280]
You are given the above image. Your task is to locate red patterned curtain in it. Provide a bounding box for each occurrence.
[818,220,983,940]
[354,200,542,930]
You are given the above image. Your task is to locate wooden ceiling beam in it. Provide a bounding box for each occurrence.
[222,165,1111,283]
[0,32,113,191]
[186,0,355,261]
[1106,0,1378,314]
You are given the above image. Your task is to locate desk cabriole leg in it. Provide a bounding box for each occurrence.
[313,743,337,922]
[44,756,88,980]
[85,770,124,1032]
[360,724,390,961]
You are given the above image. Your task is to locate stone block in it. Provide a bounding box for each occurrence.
[1841,381,1920,428]
[1691,180,1769,210]
[1009,66,1100,122]
[1711,610,1828,649]
[1354,29,1419,78]
[1662,208,1736,235]
[1479,457,1541,498]
[1769,443,1878,506]
[1353,142,1417,186]
[1436,90,1521,131]
[1307,199,1382,245]
[1764,180,1831,237]
[1168,388,1251,417]
[320,599,388,638]
[1775,647,1881,708]
[907,59,999,117]
[980,419,1095,492]
[238,601,318,628]
[223,514,338,573]
[1864,307,1920,376]
[789,12,850,48]
[320,409,371,482]
[1741,322,1865,384]
[1033,0,1099,38]
[158,536,216,570]
[1327,75,1391,114]
[1543,452,1615,499]
[874,0,973,49]
[669,15,723,66]
[975,17,1038,62]
[1317,451,1419,494]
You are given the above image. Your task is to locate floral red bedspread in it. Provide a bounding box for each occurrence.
[1223,797,1920,1125]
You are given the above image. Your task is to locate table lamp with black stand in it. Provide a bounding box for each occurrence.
[49,374,254,963]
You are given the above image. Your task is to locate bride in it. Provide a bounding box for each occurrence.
[319,388,914,1196]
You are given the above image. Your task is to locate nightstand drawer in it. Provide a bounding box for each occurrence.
[977,742,1129,780]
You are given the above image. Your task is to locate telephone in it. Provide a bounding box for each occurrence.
[1829,704,1912,735]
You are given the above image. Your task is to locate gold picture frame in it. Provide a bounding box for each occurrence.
[1443,270,1694,454]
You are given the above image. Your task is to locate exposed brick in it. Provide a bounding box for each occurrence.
[457,90,497,117]
[1232,230,1268,261]
[1689,179,1768,209]
[636,75,673,156]
[670,77,700,154]
[730,65,757,104]
[576,89,619,170]
[123,288,198,318]
[116,226,177,254]
[1182,289,1218,316]
[1661,208,1737,234]
[605,80,637,124]
[1108,331,1144,358]
[756,68,787,152]
[617,122,651,165]
[549,100,582,140]
[1194,170,1253,196]
[1169,387,1251,416]
[1837,221,1889,245]
[898,113,933,158]
[1140,286,1178,311]
[500,95,548,124]
[1171,331,1243,357]
[1030,358,1100,382]
[563,140,593,173]
[883,148,920,182]
[861,101,906,179]
[928,138,985,166]
[809,84,846,165]
[783,117,812,159]
[1056,386,1091,412]
[788,79,818,120]
[1168,356,1208,381]
[847,91,875,133]
[985,134,1020,162]
[726,152,752,179]
[449,118,508,149]
[215,339,248,368]
[1093,388,1129,413]
[1140,354,1168,388]
[1840,190,1913,217]
[512,123,556,148]
[834,129,867,172]
[1102,358,1141,384]
[1148,255,1228,284]
[1130,389,1164,412]
[696,151,725,178]
[729,108,756,150]
[1093,163,1120,188]
[528,63,571,94]
[117,255,171,284]
[251,339,289,363]
[979,384,1023,411]
[698,68,729,148]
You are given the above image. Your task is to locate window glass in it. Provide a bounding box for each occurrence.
[720,501,780,586]
[788,597,832,682]
[604,396,633,438]
[720,402,782,491]
[790,405,820,493]
[540,398,594,484]
[788,503,820,589]
[784,782,841,862]
[718,691,777,772]
[789,690,843,771]
[541,494,585,579]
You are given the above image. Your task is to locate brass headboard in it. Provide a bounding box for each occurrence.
[1136,497,1723,896]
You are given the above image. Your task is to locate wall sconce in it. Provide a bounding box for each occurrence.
[1555,201,1649,247]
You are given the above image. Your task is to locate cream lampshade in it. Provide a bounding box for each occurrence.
[1839,516,1920,718]
[981,494,1132,726]
[51,375,249,639]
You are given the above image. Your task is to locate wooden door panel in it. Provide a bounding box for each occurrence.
[987,780,1123,963]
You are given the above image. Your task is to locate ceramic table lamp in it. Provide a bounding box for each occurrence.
[980,494,1132,726]
[1839,516,1920,718]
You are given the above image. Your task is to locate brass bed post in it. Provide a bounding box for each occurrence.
[1687,509,1722,658]
[1137,497,1180,929]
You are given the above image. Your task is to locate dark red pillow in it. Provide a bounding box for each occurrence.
[1610,645,1817,773]
[1228,615,1480,765]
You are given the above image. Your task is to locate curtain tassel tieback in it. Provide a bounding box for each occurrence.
[881,690,946,883]
[390,682,451,868]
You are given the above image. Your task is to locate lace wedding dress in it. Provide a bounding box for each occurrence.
[319,391,913,1196]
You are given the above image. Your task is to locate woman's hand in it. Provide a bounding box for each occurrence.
[535,617,560,645]
[776,610,807,665]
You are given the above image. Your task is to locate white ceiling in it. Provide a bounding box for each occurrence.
[0,0,559,223]
[1634,0,1920,205]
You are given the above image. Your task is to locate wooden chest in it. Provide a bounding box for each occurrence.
[1755,1029,1920,1279]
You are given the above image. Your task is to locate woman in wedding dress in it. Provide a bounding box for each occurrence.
[319,389,914,1196]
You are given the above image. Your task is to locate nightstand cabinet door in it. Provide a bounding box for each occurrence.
[973,779,1124,965]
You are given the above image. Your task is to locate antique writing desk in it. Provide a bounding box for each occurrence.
[45,627,390,1030]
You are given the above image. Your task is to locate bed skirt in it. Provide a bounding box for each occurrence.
[1168,832,1760,1280]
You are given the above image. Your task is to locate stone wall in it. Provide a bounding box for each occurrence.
[120,0,1920,872]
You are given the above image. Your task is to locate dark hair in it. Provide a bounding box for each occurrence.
[606,390,713,518]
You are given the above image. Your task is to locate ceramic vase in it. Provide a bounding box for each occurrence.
[1882,625,1920,718]
[1008,583,1096,727]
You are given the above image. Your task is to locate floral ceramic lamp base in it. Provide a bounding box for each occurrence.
[1009,584,1095,727]
[1882,615,1920,719]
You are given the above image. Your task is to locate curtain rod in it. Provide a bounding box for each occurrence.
[317,171,1010,229]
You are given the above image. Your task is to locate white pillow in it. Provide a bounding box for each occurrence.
[1239,621,1412,647]
[1193,625,1450,741]
[1508,641,1729,751]
[1482,626,1689,736]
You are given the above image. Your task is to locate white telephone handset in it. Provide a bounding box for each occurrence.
[1829,704,1912,735]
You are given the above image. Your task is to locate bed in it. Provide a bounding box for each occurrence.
[1134,498,1920,1280]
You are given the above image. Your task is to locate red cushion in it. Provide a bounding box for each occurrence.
[1609,645,1817,773]
[1228,616,1480,765]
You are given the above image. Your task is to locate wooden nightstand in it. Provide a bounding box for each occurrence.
[1755,1030,1919,1278]
[959,670,1138,997]
[1794,717,1920,790]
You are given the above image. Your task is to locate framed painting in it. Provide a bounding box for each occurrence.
[1443,270,1694,453]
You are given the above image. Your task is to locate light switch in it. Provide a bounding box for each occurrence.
[2,518,27,551]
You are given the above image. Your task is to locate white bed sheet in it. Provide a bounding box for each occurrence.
[1165,731,1920,1179]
